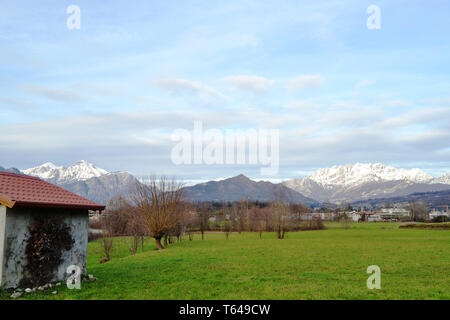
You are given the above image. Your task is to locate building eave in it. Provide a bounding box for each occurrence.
[0,194,16,208]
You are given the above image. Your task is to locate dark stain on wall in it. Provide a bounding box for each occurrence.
[22,217,74,287]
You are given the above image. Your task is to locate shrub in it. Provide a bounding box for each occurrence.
[88,231,102,242]
[432,215,450,223]
[400,223,450,230]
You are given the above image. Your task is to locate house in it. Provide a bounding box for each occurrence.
[368,214,382,222]
[348,211,375,222]
[429,210,449,220]
[348,211,361,222]
[0,172,105,289]
[377,208,411,221]
[300,212,336,221]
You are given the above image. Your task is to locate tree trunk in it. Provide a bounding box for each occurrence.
[155,237,164,250]
[201,231,204,240]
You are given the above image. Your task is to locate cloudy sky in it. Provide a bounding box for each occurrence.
[1,0,449,181]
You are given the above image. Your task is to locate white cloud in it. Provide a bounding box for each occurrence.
[284,100,322,110]
[0,96,36,110]
[22,84,82,102]
[1,103,450,179]
[221,75,274,93]
[355,79,375,89]
[381,100,413,108]
[155,77,228,101]
[287,75,324,91]
[378,107,450,128]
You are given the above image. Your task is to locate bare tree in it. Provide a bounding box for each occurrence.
[125,206,145,254]
[257,220,266,239]
[133,176,185,250]
[249,205,266,238]
[197,203,210,240]
[409,200,428,222]
[270,186,290,239]
[223,220,232,240]
[102,196,132,236]
[339,212,351,229]
[237,200,248,233]
[289,203,309,227]
[99,215,115,263]
[182,205,197,241]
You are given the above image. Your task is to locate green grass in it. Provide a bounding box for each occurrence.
[1,222,449,300]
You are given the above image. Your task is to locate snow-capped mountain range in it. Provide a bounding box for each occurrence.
[6,160,450,205]
[18,161,138,205]
[307,163,435,187]
[283,163,450,203]
[434,172,450,185]
[22,160,109,185]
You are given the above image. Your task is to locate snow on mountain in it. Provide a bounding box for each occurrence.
[308,163,433,187]
[283,163,449,203]
[22,162,60,180]
[433,172,450,185]
[22,160,109,184]
[59,160,109,182]
[19,160,450,205]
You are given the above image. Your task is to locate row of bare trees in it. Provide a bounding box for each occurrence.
[96,177,324,258]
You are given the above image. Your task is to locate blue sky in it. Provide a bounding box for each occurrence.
[0,0,449,180]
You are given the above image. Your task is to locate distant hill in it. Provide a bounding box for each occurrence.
[0,166,21,174]
[182,174,318,206]
[57,172,140,205]
[352,189,450,207]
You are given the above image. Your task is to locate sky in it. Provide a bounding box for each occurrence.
[0,0,449,181]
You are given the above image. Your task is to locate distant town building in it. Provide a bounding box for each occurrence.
[377,208,411,221]
[429,210,449,220]
[368,214,382,222]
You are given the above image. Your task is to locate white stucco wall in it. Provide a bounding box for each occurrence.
[0,205,6,287]
[1,207,89,289]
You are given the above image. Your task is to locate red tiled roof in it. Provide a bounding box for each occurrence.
[0,172,105,211]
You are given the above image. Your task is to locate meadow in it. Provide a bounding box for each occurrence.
[2,222,449,300]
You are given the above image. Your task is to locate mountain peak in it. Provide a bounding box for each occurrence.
[309,162,433,187]
[22,160,109,184]
[433,172,450,184]
[283,162,448,203]
[183,174,317,205]
[224,174,254,183]
[41,162,57,168]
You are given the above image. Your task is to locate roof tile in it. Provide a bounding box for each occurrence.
[0,172,105,211]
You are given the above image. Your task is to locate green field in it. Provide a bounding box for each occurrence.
[2,223,449,300]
